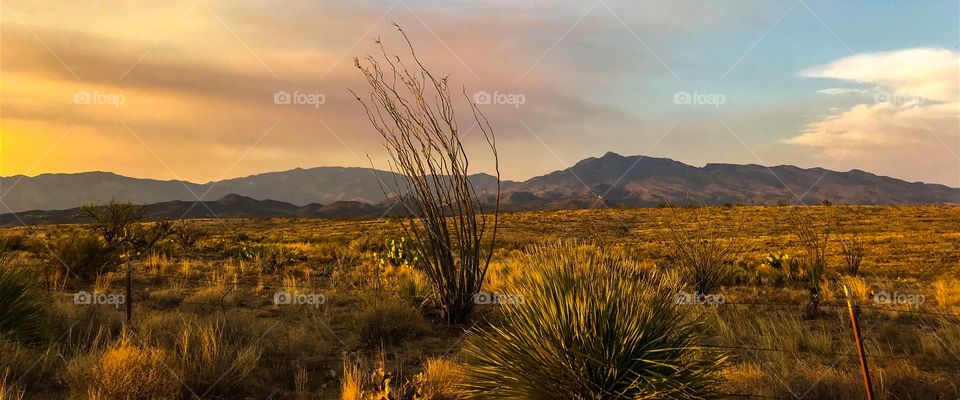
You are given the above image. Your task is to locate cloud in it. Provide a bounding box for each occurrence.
[802,48,958,103]
[817,88,870,96]
[786,48,959,186]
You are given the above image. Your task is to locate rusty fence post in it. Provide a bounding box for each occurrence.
[844,285,874,400]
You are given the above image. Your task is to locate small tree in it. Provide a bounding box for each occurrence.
[352,24,500,323]
[78,200,145,247]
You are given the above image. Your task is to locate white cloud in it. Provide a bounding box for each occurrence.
[802,48,958,103]
[818,88,870,96]
[787,48,959,186]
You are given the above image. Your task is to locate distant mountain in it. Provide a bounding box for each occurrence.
[500,152,959,208]
[0,194,389,226]
[1,152,957,225]
[0,167,511,213]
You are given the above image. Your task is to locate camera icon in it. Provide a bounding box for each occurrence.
[872,290,890,305]
[473,91,492,105]
[274,291,292,305]
[274,91,292,105]
[74,91,92,105]
[473,291,493,305]
[673,91,692,105]
[73,291,92,305]
[873,93,890,104]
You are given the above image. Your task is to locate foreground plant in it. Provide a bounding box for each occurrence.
[0,268,47,344]
[462,243,726,399]
[352,24,500,323]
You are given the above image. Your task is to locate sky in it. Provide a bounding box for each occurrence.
[2,0,959,187]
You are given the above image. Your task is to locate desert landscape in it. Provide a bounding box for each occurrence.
[3,1,960,399]
[1,204,959,398]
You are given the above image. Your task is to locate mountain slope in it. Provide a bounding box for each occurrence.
[0,168,511,213]
[1,152,956,222]
[501,152,958,207]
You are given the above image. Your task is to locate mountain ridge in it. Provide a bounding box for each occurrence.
[1,153,956,224]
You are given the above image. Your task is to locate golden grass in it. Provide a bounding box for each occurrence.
[3,205,959,398]
[69,333,180,400]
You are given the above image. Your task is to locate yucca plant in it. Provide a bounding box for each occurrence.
[0,268,47,345]
[788,208,830,319]
[662,207,743,295]
[461,243,726,399]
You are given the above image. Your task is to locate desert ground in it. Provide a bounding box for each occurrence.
[1,204,959,399]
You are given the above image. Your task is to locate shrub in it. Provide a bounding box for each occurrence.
[662,208,742,295]
[353,25,500,323]
[171,221,206,249]
[357,302,426,348]
[461,243,726,398]
[168,321,261,398]
[788,209,830,318]
[234,243,302,274]
[46,231,118,283]
[0,268,47,344]
[75,333,180,400]
[837,233,865,276]
[418,358,464,400]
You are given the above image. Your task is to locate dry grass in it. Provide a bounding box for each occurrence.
[1,205,958,398]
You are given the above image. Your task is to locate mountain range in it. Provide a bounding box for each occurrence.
[1,152,957,225]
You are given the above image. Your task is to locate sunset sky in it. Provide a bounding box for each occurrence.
[2,0,958,186]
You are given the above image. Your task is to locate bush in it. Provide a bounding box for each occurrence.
[461,243,726,399]
[663,208,742,295]
[0,268,47,344]
[171,221,206,249]
[418,358,464,400]
[357,302,426,348]
[73,333,180,400]
[46,231,118,283]
[167,321,261,398]
[788,209,830,318]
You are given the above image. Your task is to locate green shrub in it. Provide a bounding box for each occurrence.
[375,237,419,268]
[461,243,726,399]
[0,268,47,344]
[233,242,302,274]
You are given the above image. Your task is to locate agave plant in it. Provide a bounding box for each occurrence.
[461,243,726,399]
[0,267,47,344]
